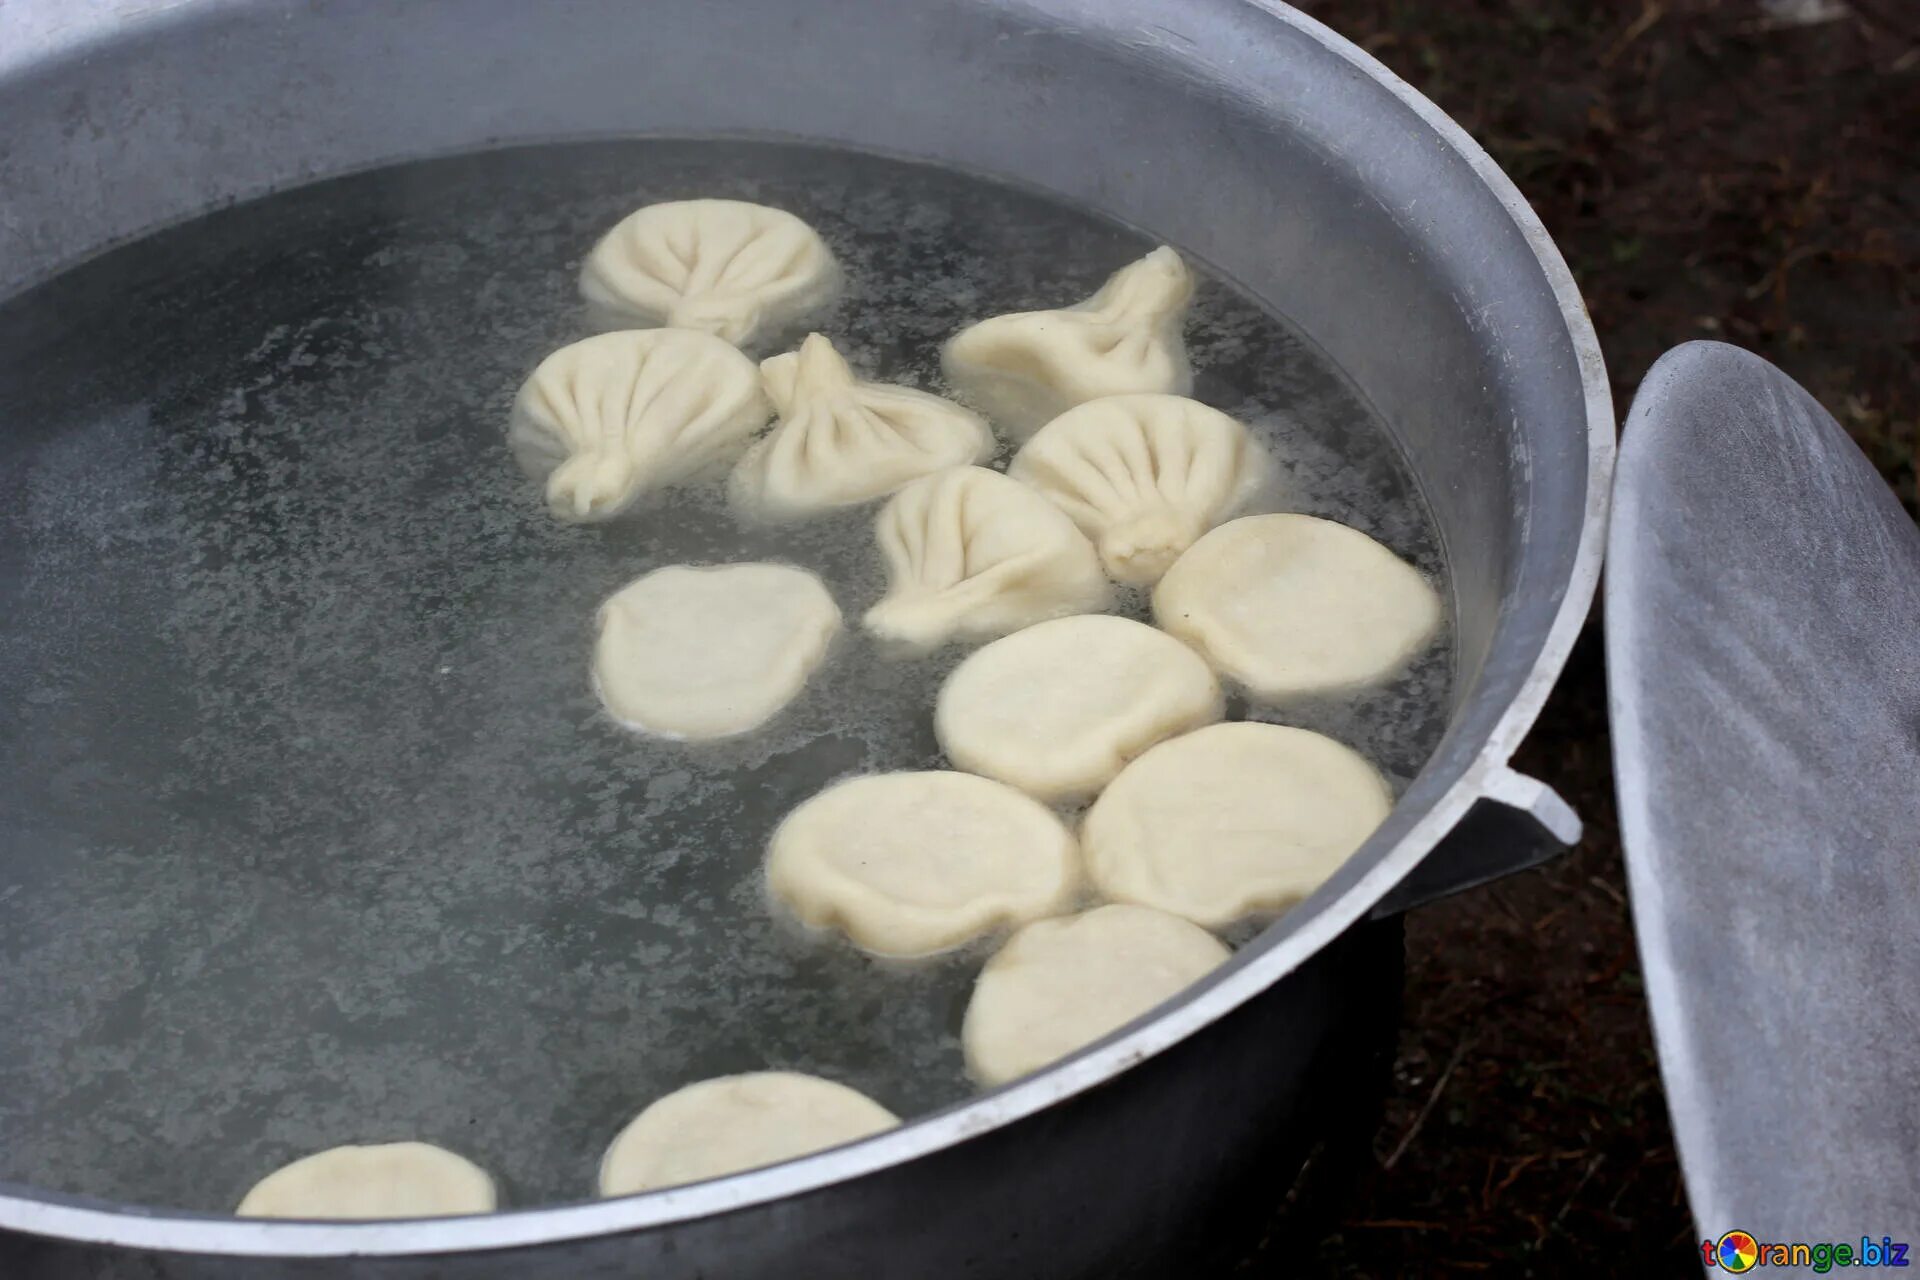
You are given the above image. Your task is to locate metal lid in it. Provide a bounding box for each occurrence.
[1608,341,1920,1242]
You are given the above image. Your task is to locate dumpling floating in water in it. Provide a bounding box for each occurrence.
[730,333,994,521]
[593,563,841,740]
[863,466,1112,653]
[1153,513,1443,699]
[961,904,1230,1086]
[599,1073,898,1196]
[1082,721,1394,928]
[236,1142,497,1220]
[942,246,1195,439]
[579,199,840,347]
[934,614,1222,803]
[765,771,1080,957]
[1008,393,1269,585]
[508,329,770,523]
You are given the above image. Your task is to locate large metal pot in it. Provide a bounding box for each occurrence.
[0,1,1610,1274]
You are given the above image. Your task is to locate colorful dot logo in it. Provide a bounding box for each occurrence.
[1716,1230,1760,1273]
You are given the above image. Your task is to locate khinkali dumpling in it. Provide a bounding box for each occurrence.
[509,329,770,523]
[599,1073,898,1196]
[237,1143,497,1220]
[1153,514,1443,698]
[961,905,1229,1086]
[579,200,839,346]
[1008,393,1268,585]
[729,334,994,520]
[942,246,1194,439]
[864,467,1111,652]
[1082,722,1392,927]
[594,563,841,740]
[766,771,1080,957]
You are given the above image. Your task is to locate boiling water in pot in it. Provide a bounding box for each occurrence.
[0,140,1451,1211]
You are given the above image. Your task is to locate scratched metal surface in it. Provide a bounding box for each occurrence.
[1610,341,1920,1244]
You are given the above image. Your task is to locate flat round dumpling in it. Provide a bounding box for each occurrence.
[236,1142,496,1219]
[509,329,770,523]
[962,905,1230,1086]
[1082,722,1392,928]
[766,771,1079,956]
[599,1072,897,1196]
[863,466,1111,653]
[730,334,993,520]
[1009,394,1268,585]
[935,615,1222,802]
[579,200,839,346]
[594,563,840,739]
[1153,513,1442,698]
[942,247,1194,439]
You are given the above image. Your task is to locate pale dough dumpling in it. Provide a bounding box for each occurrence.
[863,467,1111,653]
[599,1072,897,1196]
[962,905,1231,1086]
[766,771,1079,956]
[509,329,770,523]
[1009,393,1268,585]
[1154,513,1442,698]
[579,199,839,346]
[236,1142,496,1219]
[942,246,1194,439]
[594,563,840,739]
[935,615,1222,802]
[730,333,994,520]
[1083,722,1392,927]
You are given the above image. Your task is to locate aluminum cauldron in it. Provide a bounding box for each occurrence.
[0,1,1610,1274]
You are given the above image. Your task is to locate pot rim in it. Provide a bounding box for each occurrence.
[0,0,1613,1257]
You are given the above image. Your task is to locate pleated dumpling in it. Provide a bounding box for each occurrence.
[579,200,840,346]
[864,467,1111,652]
[730,334,994,520]
[942,246,1195,439]
[509,330,771,523]
[1009,394,1269,585]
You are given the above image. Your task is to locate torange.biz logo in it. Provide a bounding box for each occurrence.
[1703,1230,1910,1272]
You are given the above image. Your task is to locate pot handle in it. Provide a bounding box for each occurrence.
[1368,767,1580,917]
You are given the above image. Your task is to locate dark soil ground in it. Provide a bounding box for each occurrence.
[1278,2,1919,1275]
